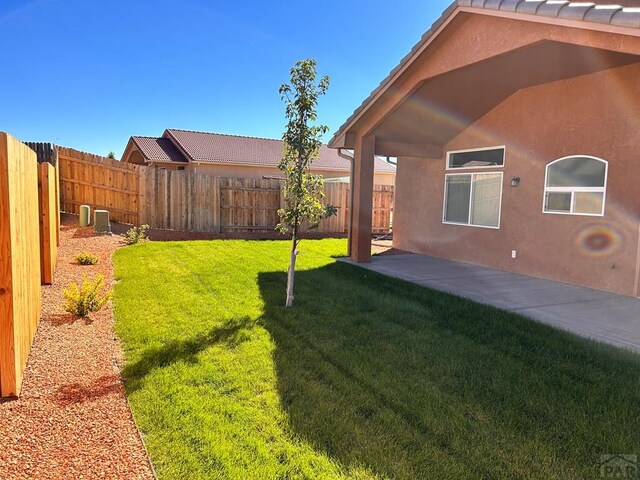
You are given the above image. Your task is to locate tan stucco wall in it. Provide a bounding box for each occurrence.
[151,163,186,171]
[128,150,147,165]
[393,63,640,296]
[189,163,395,186]
[373,172,395,186]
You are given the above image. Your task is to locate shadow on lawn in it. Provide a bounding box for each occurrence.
[256,263,640,479]
[122,316,254,393]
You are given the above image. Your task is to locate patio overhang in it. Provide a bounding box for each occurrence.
[331,3,640,264]
[369,41,639,150]
[333,40,640,155]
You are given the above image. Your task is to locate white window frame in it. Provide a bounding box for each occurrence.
[446,145,506,171]
[542,155,608,217]
[442,172,504,230]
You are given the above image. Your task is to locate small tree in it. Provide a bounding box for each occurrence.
[277,59,333,307]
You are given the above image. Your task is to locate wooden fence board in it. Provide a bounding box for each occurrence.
[318,182,348,233]
[219,177,282,232]
[38,162,58,284]
[0,133,42,397]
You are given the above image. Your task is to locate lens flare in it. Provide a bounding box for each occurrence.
[576,226,621,257]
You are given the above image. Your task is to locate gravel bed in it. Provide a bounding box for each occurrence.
[0,215,155,480]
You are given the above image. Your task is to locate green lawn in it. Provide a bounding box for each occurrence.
[113,239,640,480]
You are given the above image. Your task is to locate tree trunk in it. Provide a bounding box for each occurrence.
[285,239,298,307]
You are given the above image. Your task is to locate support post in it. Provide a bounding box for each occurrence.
[349,135,375,263]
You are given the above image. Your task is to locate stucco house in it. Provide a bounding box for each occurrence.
[329,0,640,296]
[121,129,396,186]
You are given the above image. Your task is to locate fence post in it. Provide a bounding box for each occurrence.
[54,150,61,246]
[137,166,146,226]
[213,176,221,233]
[38,163,57,285]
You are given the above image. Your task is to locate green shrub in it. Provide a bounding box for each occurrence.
[63,274,112,317]
[123,224,150,245]
[75,251,99,265]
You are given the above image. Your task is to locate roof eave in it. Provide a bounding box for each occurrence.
[328,2,460,148]
[121,137,138,163]
[458,5,640,37]
[148,160,186,164]
[189,160,376,172]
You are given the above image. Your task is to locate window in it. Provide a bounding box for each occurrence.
[444,172,503,228]
[543,156,607,216]
[447,146,505,170]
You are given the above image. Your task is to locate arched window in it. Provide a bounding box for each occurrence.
[543,156,607,216]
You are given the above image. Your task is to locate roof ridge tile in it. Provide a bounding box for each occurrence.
[132,129,396,173]
[166,128,284,143]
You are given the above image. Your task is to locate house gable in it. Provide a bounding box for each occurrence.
[121,136,189,165]
[329,1,640,153]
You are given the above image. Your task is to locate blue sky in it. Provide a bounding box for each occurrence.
[0,0,452,157]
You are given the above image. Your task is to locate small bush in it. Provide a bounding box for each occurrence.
[75,251,99,265]
[63,274,112,317]
[123,224,150,245]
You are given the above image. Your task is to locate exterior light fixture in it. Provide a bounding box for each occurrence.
[511,176,521,187]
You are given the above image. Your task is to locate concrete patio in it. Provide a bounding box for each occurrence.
[343,253,640,353]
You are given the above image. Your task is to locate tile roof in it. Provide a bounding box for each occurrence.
[460,0,640,27]
[131,136,188,163]
[163,129,396,173]
[329,0,640,147]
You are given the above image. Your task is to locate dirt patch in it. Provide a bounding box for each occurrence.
[0,216,155,479]
[372,238,410,256]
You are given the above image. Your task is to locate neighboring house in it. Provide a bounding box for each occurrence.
[329,0,640,296]
[121,129,396,186]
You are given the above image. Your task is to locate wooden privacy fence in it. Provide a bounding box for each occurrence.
[0,136,60,397]
[138,168,222,232]
[139,171,361,233]
[58,147,394,234]
[58,147,140,225]
[0,134,43,397]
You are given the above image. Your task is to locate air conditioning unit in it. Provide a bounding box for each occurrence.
[93,210,111,235]
[80,205,91,227]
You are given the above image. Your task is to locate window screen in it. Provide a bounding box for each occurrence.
[444,173,502,228]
